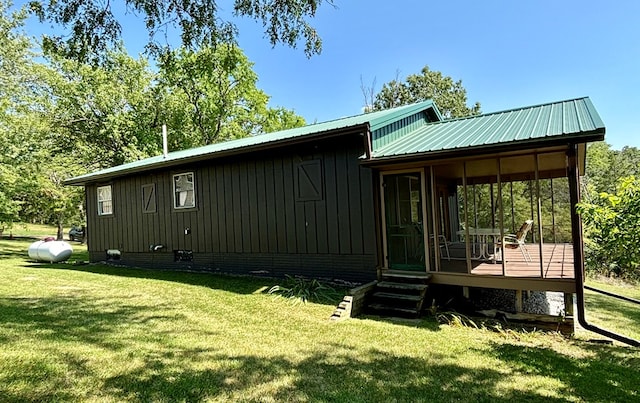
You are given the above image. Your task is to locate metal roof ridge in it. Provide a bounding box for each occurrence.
[426,96,592,126]
[368,100,437,129]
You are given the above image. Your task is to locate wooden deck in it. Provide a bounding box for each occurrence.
[470,243,575,279]
[385,243,578,293]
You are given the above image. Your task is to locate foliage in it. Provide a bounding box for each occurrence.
[579,143,640,279]
[29,0,331,64]
[585,142,640,194]
[577,176,640,280]
[44,50,162,169]
[0,165,21,237]
[158,44,305,148]
[268,275,341,304]
[0,0,34,236]
[0,3,305,232]
[371,65,481,118]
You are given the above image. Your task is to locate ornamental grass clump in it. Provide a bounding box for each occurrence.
[268,275,342,304]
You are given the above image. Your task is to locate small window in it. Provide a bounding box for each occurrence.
[142,184,156,213]
[97,185,113,215]
[173,172,195,209]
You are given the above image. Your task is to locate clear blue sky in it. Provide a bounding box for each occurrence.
[23,0,640,150]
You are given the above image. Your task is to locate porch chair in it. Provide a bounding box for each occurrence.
[430,234,450,261]
[496,219,533,263]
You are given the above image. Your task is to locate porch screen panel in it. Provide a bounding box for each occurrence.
[499,155,540,275]
[430,163,462,272]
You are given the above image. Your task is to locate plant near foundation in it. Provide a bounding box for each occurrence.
[435,311,479,329]
[268,275,342,304]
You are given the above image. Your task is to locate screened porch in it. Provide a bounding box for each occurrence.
[380,147,580,288]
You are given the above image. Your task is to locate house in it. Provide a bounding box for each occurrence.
[66,97,604,323]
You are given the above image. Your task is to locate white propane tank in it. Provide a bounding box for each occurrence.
[28,240,73,263]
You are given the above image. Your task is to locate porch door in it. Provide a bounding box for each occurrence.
[383,173,425,271]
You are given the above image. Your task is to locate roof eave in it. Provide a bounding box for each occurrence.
[66,124,370,186]
[362,130,605,166]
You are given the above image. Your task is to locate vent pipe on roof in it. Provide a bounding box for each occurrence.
[162,124,168,158]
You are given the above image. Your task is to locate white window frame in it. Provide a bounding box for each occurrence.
[173,172,196,209]
[97,185,113,216]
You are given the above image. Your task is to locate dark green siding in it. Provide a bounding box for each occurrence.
[371,112,429,150]
[85,134,377,282]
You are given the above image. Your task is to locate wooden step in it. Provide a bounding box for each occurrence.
[382,272,432,282]
[367,303,419,315]
[372,292,422,302]
[377,281,429,291]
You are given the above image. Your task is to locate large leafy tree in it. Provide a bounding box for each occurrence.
[371,66,481,118]
[45,50,163,169]
[578,176,640,281]
[158,44,305,148]
[0,1,36,235]
[584,142,640,195]
[578,142,640,280]
[28,0,332,64]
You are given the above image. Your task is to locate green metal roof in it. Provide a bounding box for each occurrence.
[371,97,605,160]
[66,100,440,185]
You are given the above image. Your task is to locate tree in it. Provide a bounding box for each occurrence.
[0,0,35,236]
[577,176,640,281]
[584,142,640,195]
[371,66,481,118]
[44,49,163,169]
[28,0,332,64]
[158,44,305,148]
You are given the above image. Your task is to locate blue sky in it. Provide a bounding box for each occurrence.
[23,1,640,149]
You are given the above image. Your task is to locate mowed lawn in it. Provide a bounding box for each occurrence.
[1,238,639,402]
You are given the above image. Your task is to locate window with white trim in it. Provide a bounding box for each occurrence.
[97,185,113,215]
[173,172,195,209]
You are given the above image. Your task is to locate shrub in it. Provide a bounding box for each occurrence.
[578,176,640,281]
[268,275,342,304]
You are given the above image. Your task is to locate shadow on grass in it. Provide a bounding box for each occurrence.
[100,341,639,402]
[98,347,529,402]
[489,341,640,402]
[42,262,288,296]
[1,268,638,401]
[0,295,177,349]
[0,294,181,402]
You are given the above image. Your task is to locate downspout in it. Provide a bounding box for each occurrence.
[568,144,640,347]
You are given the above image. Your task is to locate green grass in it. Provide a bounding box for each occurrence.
[582,276,640,341]
[2,222,72,239]
[1,238,639,402]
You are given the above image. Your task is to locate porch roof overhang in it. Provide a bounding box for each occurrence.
[364,97,605,169]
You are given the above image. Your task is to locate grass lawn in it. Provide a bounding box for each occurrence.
[2,222,76,239]
[0,238,638,402]
[582,276,640,341]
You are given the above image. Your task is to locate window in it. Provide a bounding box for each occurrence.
[173,172,195,209]
[97,185,113,215]
[142,184,156,213]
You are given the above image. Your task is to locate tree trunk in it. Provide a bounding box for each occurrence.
[57,218,64,241]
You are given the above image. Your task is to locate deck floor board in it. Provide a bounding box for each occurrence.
[468,243,574,279]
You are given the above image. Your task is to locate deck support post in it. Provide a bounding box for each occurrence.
[515,290,523,313]
[563,292,574,317]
